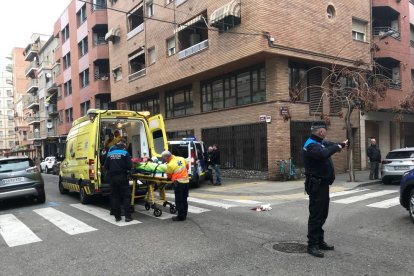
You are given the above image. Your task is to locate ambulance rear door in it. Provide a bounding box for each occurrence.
[147,114,168,157]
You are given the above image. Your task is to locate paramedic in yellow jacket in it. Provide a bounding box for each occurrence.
[161,150,189,221]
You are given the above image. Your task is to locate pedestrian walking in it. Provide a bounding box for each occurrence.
[104,138,133,222]
[367,138,381,180]
[303,122,348,258]
[211,144,222,186]
[161,150,189,221]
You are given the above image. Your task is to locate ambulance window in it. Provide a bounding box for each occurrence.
[195,143,202,159]
[153,130,165,154]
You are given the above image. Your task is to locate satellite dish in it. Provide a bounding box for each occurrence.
[46,73,52,78]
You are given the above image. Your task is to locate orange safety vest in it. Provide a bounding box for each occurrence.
[166,155,189,184]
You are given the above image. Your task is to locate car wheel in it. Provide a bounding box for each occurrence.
[59,177,69,194]
[409,190,414,223]
[382,178,392,185]
[36,190,46,204]
[79,184,90,204]
[40,167,43,173]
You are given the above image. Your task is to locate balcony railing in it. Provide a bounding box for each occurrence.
[128,68,146,82]
[389,81,401,90]
[24,44,39,61]
[26,79,38,93]
[94,73,110,81]
[23,95,39,109]
[5,64,12,72]
[25,60,38,76]
[27,116,41,125]
[178,39,209,60]
[373,27,400,40]
[93,37,108,46]
[91,0,106,11]
[48,104,58,115]
[47,128,58,137]
[127,23,144,39]
[38,61,53,72]
[28,132,41,139]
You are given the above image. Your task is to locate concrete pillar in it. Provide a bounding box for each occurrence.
[360,116,367,169]
[390,122,400,150]
[378,120,390,157]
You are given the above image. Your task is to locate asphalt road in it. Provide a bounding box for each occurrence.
[0,174,413,275]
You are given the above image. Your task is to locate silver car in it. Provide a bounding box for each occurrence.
[0,156,46,203]
[381,147,414,184]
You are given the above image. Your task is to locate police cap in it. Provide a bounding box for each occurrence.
[311,121,327,131]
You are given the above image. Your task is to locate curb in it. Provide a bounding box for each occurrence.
[355,180,383,188]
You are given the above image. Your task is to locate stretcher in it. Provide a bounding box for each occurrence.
[130,173,176,217]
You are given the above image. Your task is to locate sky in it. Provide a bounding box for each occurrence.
[0,0,72,69]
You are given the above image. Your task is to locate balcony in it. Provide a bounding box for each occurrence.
[25,60,38,78]
[24,44,39,61]
[178,39,209,60]
[47,128,58,137]
[27,115,41,125]
[6,78,13,85]
[28,132,41,140]
[38,61,53,73]
[47,82,59,93]
[128,68,146,82]
[127,23,144,40]
[47,104,59,116]
[373,27,400,40]
[91,0,107,12]
[5,64,12,72]
[23,95,39,110]
[26,79,38,94]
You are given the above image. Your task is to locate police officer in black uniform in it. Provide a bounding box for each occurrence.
[104,138,133,222]
[303,122,348,258]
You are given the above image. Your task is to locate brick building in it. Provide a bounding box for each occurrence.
[53,0,112,152]
[0,71,14,154]
[105,0,373,179]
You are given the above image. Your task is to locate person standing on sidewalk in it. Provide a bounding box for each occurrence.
[104,138,133,222]
[204,146,214,185]
[367,138,381,180]
[161,150,189,221]
[303,122,348,258]
[211,144,222,186]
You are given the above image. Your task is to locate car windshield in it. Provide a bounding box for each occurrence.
[169,144,189,158]
[0,159,34,173]
[386,150,414,159]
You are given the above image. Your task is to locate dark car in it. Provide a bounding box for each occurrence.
[0,156,45,203]
[399,168,414,223]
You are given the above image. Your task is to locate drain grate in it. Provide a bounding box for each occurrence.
[272,242,307,253]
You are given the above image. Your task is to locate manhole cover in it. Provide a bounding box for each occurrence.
[272,242,307,253]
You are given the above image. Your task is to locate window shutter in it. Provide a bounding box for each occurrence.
[309,68,323,114]
[352,19,366,33]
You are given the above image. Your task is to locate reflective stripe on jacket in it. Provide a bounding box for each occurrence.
[166,155,189,184]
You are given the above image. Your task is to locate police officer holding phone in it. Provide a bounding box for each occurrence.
[303,122,348,258]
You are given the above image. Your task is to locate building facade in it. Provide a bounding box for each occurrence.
[53,0,112,152]
[106,0,372,178]
[0,71,15,154]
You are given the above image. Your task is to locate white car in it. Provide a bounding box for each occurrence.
[40,157,56,173]
[381,147,414,184]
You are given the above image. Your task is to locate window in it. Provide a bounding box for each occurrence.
[289,63,309,102]
[176,0,188,6]
[77,5,87,26]
[128,50,146,81]
[327,5,335,19]
[78,37,88,57]
[352,18,367,42]
[109,0,118,6]
[64,80,72,96]
[6,90,12,97]
[177,13,209,59]
[201,65,265,112]
[92,0,106,11]
[166,36,176,56]
[62,25,70,42]
[65,108,73,123]
[167,129,194,140]
[148,47,155,65]
[80,101,90,116]
[80,69,90,88]
[146,0,153,17]
[166,0,174,4]
[112,66,122,82]
[165,87,193,118]
[58,111,63,124]
[130,97,160,115]
[127,4,144,38]
[63,53,71,69]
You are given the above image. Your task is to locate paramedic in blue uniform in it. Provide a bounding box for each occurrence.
[303,122,348,258]
[104,138,133,222]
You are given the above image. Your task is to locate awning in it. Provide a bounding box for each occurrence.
[105,28,121,41]
[210,0,241,25]
[45,92,57,103]
[174,15,203,34]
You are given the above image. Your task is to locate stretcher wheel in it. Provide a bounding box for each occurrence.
[163,202,167,207]
[154,208,162,217]
[170,205,177,214]
[145,203,150,210]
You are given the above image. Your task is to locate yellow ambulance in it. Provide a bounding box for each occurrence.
[59,109,168,204]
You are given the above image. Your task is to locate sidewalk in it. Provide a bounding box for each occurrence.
[195,170,382,198]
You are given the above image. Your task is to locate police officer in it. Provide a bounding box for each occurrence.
[104,138,133,222]
[161,150,189,221]
[303,122,348,258]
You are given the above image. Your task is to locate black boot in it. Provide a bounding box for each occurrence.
[307,246,324,258]
[319,241,334,250]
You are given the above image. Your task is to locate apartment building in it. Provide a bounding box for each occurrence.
[10,48,31,156]
[360,0,414,168]
[0,71,15,154]
[53,0,112,152]
[105,0,372,179]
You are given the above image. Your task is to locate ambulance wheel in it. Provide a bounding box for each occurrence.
[79,185,90,204]
[145,203,150,210]
[170,205,177,214]
[59,177,68,194]
[154,208,162,217]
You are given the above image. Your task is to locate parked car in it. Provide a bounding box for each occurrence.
[52,154,64,175]
[40,156,56,173]
[168,138,208,188]
[0,156,45,203]
[399,168,414,223]
[381,147,414,184]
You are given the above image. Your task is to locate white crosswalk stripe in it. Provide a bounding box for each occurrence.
[366,197,400,209]
[135,205,175,220]
[223,199,262,205]
[329,189,370,198]
[333,190,398,204]
[167,193,237,209]
[0,214,42,247]
[34,207,97,235]
[70,204,141,226]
